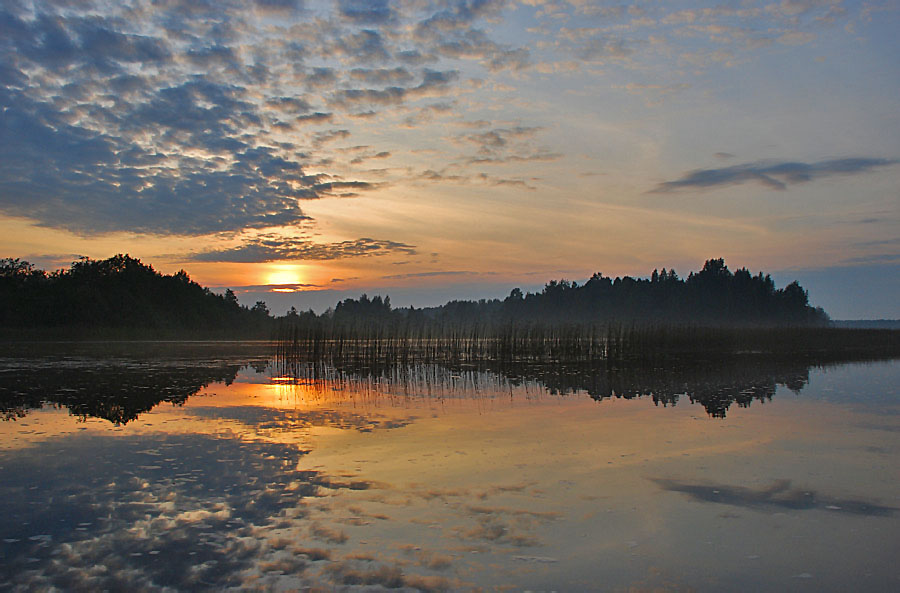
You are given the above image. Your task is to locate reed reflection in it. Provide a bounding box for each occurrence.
[271,356,815,418]
[2,348,892,424]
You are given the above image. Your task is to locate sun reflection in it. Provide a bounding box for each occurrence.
[198,379,342,409]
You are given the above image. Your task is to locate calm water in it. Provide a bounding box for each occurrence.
[1,342,898,592]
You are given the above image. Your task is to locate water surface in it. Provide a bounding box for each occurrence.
[1,342,898,591]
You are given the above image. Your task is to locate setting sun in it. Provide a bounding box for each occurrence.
[266,265,304,289]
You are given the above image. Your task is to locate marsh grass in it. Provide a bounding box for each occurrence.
[275,320,899,369]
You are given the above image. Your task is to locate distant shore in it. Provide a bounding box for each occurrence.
[832,319,900,330]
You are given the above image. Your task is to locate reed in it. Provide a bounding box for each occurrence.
[274,317,900,369]
[268,337,899,419]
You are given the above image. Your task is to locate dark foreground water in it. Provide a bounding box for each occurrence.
[0,342,898,592]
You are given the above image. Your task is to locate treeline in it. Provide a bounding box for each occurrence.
[0,254,273,338]
[288,257,828,330]
[2,255,830,341]
[497,258,828,325]
[272,259,869,365]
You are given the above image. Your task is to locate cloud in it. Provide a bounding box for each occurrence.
[350,151,391,165]
[338,0,395,24]
[186,235,417,263]
[329,69,459,108]
[330,86,408,107]
[397,544,454,571]
[651,158,898,193]
[431,29,530,71]
[839,253,900,266]
[4,10,172,72]
[184,44,238,69]
[252,0,304,13]
[266,96,313,113]
[334,28,392,64]
[234,283,321,292]
[310,523,348,544]
[11,0,869,243]
[323,561,454,590]
[401,101,456,127]
[381,270,476,280]
[0,6,406,235]
[466,152,562,165]
[295,112,333,124]
[349,67,414,85]
[461,126,542,155]
[0,2,518,237]
[312,129,351,146]
[419,169,536,189]
[0,0,547,238]
[0,86,340,234]
[415,0,507,35]
[303,66,338,88]
[395,49,437,65]
[578,36,632,61]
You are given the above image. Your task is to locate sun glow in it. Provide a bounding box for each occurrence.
[265,265,304,288]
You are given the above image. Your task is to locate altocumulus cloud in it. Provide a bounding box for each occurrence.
[187,235,417,263]
[0,0,529,236]
[652,158,898,193]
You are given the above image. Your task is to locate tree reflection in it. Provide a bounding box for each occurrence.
[1,346,895,422]
[576,358,810,418]
[0,363,243,424]
[274,353,881,418]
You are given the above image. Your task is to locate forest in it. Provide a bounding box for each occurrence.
[325,257,830,327]
[0,254,271,338]
[4,254,897,362]
[2,254,830,338]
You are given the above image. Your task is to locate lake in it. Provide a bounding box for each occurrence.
[1,342,898,592]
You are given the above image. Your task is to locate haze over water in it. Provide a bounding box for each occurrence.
[3,1,899,589]
[1,343,897,591]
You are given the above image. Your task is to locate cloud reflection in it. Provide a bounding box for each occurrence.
[653,478,897,516]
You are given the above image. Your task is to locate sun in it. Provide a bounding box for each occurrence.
[265,265,304,288]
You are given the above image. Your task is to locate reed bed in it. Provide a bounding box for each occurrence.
[269,330,899,419]
[274,320,900,369]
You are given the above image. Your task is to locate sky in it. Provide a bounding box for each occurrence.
[1,0,898,319]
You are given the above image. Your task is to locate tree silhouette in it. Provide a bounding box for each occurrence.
[1,254,273,337]
[4,256,832,340]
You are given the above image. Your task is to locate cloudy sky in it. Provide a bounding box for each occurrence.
[1,0,898,317]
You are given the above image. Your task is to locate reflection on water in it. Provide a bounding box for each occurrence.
[1,434,319,590]
[653,478,897,516]
[0,341,271,424]
[0,361,244,423]
[0,342,898,591]
[0,345,855,424]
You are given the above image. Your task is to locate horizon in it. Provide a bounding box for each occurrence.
[12,253,897,321]
[2,1,898,319]
[225,262,899,320]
